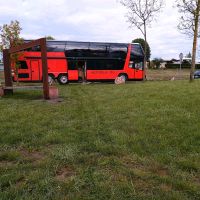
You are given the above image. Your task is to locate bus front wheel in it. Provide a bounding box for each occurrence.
[57,74,68,85]
[118,74,128,81]
[48,75,54,85]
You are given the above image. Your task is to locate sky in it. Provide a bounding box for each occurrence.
[0,0,197,60]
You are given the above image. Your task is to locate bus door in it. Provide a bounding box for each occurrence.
[83,61,87,81]
[134,61,143,79]
[77,60,86,81]
[30,60,40,81]
[67,60,79,81]
[68,60,87,81]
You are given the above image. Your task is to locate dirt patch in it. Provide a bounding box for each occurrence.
[193,176,200,185]
[109,170,127,182]
[19,149,46,164]
[122,156,145,170]
[160,183,172,192]
[34,98,64,104]
[133,179,155,194]
[148,165,169,177]
[16,177,26,188]
[46,98,64,104]
[121,156,169,178]
[156,168,169,177]
[55,166,75,182]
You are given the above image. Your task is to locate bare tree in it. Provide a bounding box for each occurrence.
[120,0,164,80]
[177,0,200,81]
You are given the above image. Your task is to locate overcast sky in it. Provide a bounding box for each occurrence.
[0,0,197,59]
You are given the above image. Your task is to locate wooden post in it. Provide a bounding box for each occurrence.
[3,49,13,95]
[40,38,50,99]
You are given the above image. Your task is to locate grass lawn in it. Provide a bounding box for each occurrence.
[0,80,200,199]
[146,69,190,81]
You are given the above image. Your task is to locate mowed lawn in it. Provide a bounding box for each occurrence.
[146,69,190,81]
[0,81,200,200]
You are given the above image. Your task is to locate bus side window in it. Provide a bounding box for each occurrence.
[129,61,134,68]
[68,60,78,70]
[16,61,28,69]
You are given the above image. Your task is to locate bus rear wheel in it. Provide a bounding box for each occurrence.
[57,74,68,85]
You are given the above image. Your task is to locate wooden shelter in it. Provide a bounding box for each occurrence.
[2,38,50,99]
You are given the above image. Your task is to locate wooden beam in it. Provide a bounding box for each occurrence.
[40,38,50,99]
[3,49,13,95]
[9,38,43,54]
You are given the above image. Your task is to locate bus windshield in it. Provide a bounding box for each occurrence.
[130,44,144,70]
[130,44,144,60]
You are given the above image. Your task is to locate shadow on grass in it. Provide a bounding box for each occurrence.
[2,91,65,104]
[2,91,43,100]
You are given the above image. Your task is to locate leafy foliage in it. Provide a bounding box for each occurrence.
[150,57,164,68]
[45,35,55,40]
[0,20,23,82]
[132,38,151,60]
[0,20,23,51]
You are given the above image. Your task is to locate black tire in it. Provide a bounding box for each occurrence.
[57,74,68,85]
[48,75,54,85]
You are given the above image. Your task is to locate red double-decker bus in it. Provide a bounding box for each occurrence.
[13,40,145,84]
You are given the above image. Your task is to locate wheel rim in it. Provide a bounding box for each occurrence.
[119,75,126,81]
[60,76,68,84]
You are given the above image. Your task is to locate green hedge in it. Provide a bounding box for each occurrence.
[166,64,200,69]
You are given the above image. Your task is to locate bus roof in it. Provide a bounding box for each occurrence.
[25,39,142,46]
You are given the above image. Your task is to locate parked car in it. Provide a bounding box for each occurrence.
[194,70,200,79]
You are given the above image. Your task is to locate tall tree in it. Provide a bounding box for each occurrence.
[0,20,23,83]
[177,0,200,81]
[0,20,23,50]
[132,38,151,61]
[186,52,192,58]
[120,0,164,79]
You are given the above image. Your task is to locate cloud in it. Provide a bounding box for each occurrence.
[0,0,196,59]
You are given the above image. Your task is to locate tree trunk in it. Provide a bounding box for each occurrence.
[143,22,147,81]
[190,0,200,82]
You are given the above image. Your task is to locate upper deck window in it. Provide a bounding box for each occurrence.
[65,42,89,57]
[109,44,128,59]
[47,41,66,52]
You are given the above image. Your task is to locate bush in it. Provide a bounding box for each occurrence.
[150,58,164,69]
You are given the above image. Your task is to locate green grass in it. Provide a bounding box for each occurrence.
[0,80,200,199]
[146,69,190,80]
